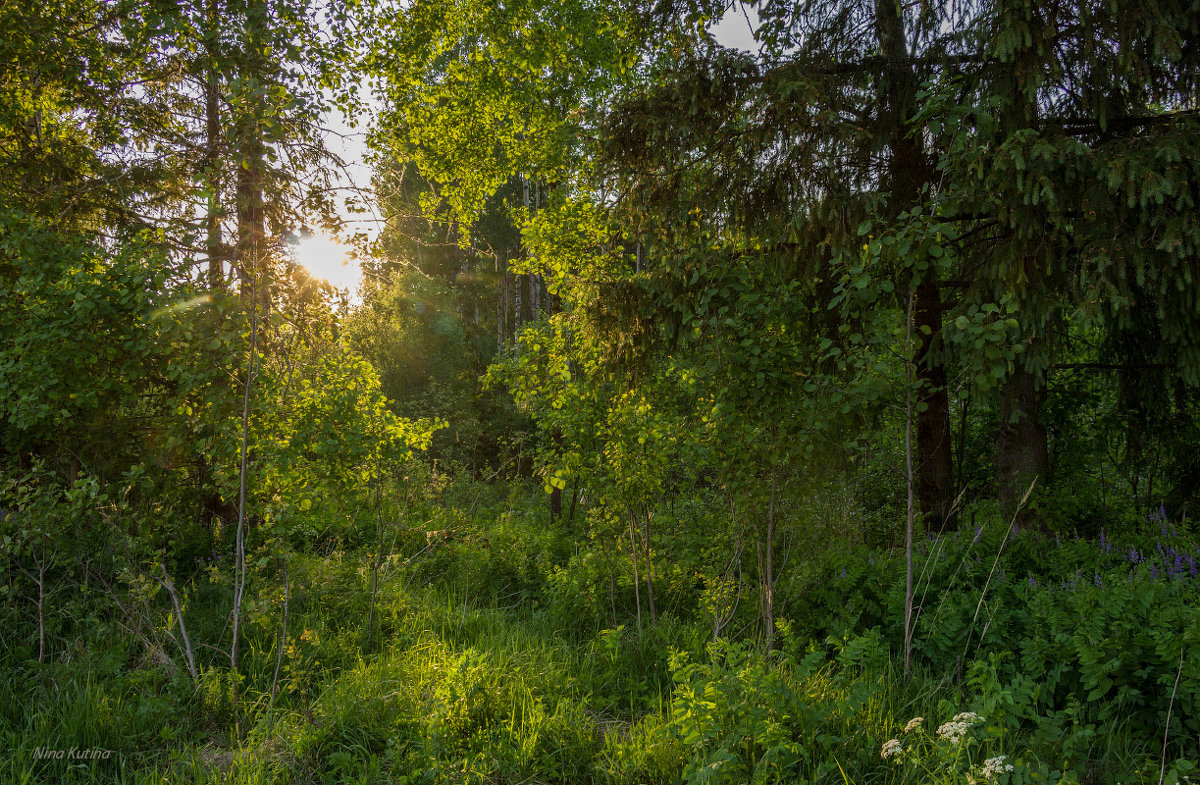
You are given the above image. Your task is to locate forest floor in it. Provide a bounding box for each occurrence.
[3,483,1197,785]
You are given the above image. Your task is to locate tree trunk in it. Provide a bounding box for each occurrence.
[204,0,223,289]
[231,0,267,708]
[915,278,956,531]
[996,364,1048,525]
[234,0,267,312]
[874,0,956,531]
[236,154,266,308]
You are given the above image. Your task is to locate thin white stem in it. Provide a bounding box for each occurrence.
[232,271,258,678]
[904,291,915,679]
[1160,648,1185,785]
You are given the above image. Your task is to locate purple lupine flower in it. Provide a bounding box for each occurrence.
[1149,562,1159,581]
[973,526,982,545]
[1187,554,1198,578]
[1129,548,1141,564]
[1028,576,1037,587]
[841,567,847,579]
[1100,530,1108,552]
[1094,573,1102,588]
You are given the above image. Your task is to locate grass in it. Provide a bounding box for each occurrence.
[1,494,1193,785]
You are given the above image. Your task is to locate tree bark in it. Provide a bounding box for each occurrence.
[236,153,266,307]
[234,0,267,312]
[915,278,956,530]
[204,0,223,289]
[874,0,956,531]
[996,364,1048,525]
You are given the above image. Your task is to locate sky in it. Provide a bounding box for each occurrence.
[711,2,761,54]
[290,91,378,293]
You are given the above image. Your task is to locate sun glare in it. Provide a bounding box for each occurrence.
[292,233,362,293]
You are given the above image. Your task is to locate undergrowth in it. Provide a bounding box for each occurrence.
[2,487,1197,784]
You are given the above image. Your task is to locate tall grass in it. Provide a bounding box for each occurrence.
[2,493,1191,784]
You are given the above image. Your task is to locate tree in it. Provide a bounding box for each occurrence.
[365,0,645,507]
[922,0,1200,519]
[596,1,973,529]
[598,0,1200,527]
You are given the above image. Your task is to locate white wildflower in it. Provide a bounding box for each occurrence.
[880,738,903,760]
[903,716,924,733]
[981,755,1015,780]
[936,720,969,744]
[937,712,983,744]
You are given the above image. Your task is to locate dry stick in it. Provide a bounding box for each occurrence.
[15,557,47,663]
[156,564,198,683]
[1159,648,1185,785]
[904,292,916,679]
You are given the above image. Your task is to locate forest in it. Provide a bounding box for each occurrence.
[1,0,1199,783]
